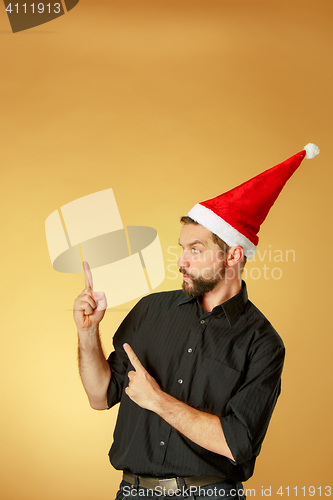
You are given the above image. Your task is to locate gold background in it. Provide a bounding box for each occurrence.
[1,0,332,498]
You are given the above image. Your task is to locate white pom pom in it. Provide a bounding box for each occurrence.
[304,143,320,159]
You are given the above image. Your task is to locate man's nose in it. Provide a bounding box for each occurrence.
[177,250,189,269]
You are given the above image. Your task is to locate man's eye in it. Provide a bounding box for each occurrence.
[191,248,200,253]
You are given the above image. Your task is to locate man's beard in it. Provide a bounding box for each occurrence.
[180,261,226,298]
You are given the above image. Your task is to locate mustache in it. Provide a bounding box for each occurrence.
[179,268,193,279]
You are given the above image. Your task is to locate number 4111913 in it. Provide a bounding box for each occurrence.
[6,3,61,14]
[277,486,331,496]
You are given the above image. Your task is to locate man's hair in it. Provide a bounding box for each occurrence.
[180,216,247,269]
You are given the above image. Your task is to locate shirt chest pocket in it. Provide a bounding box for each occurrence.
[200,357,244,412]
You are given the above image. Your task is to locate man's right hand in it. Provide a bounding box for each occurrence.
[73,262,107,333]
[74,262,110,410]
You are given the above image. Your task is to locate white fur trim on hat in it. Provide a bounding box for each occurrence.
[187,204,257,258]
[304,143,320,159]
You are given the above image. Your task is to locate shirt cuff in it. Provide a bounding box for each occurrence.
[221,414,253,465]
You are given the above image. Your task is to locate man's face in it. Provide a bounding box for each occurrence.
[177,223,226,298]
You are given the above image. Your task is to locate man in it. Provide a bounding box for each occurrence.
[73,144,319,500]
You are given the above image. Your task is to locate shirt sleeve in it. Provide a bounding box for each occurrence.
[221,339,285,465]
[106,296,149,409]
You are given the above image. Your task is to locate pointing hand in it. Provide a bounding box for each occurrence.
[73,261,107,332]
[123,343,162,411]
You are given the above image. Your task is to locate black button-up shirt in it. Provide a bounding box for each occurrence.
[106,281,285,482]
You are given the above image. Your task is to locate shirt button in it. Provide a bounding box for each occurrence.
[187,348,193,353]
[160,441,165,446]
[200,319,205,324]
[178,379,183,384]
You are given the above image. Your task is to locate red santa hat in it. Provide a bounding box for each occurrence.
[187,143,320,258]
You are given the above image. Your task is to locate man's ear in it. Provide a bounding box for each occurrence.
[226,246,244,267]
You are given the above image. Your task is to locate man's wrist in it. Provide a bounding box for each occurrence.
[151,389,175,417]
[77,325,99,345]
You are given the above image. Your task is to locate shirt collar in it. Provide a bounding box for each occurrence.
[178,280,248,327]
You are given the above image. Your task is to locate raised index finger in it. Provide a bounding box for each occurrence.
[123,343,144,371]
[83,261,93,290]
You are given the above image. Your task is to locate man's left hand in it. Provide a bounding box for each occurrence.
[123,344,234,459]
[123,343,162,412]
